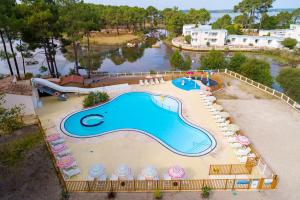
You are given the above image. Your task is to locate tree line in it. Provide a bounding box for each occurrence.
[0,0,212,79]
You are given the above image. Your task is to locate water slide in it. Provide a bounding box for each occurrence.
[31,78,129,95]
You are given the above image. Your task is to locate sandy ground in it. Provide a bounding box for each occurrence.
[37,80,263,181]
[66,74,300,199]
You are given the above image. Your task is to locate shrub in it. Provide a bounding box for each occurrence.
[240,58,273,87]
[276,68,300,102]
[69,68,76,75]
[228,53,247,73]
[0,94,24,135]
[201,186,211,199]
[149,70,156,75]
[39,66,48,73]
[199,49,227,70]
[281,38,297,49]
[24,72,33,80]
[184,35,191,44]
[154,189,162,199]
[83,92,109,108]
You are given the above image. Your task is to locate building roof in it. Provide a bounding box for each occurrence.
[60,75,84,86]
[0,76,33,96]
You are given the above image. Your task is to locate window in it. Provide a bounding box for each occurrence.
[231,38,236,42]
[243,38,247,43]
[255,39,259,43]
[268,40,272,44]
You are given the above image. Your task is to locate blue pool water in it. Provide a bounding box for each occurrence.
[172,78,200,91]
[61,92,216,156]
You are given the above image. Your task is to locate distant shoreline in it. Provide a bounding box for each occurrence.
[182,8,295,13]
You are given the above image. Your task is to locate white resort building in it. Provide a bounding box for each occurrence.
[259,24,300,43]
[182,24,300,49]
[182,24,227,47]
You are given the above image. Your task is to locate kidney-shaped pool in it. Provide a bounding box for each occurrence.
[61,92,216,156]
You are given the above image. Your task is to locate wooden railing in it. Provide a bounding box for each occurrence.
[65,177,278,192]
[209,162,253,175]
[224,69,300,112]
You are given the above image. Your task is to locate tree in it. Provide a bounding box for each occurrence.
[275,11,293,29]
[0,93,24,135]
[234,0,274,29]
[199,50,227,70]
[281,38,297,49]
[0,0,20,78]
[169,50,191,70]
[169,50,184,69]
[212,14,232,29]
[184,35,191,44]
[233,14,249,28]
[161,8,186,35]
[186,8,210,25]
[228,53,247,72]
[260,13,278,30]
[146,6,158,29]
[58,0,85,74]
[19,0,61,78]
[240,58,273,86]
[276,68,300,102]
[292,8,300,23]
[225,24,243,35]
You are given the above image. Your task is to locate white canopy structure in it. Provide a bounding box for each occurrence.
[111,165,134,180]
[87,164,107,181]
[220,112,230,119]
[138,166,159,180]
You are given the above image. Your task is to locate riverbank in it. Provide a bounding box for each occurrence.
[81,32,142,46]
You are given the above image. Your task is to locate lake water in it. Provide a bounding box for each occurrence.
[0,36,285,91]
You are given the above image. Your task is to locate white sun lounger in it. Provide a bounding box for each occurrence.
[159,78,165,83]
[56,149,71,158]
[144,80,149,86]
[238,156,248,163]
[50,138,65,146]
[224,131,235,137]
[236,147,251,156]
[155,78,160,84]
[63,167,81,179]
[139,80,144,86]
[230,142,243,149]
[228,137,238,143]
[150,79,155,85]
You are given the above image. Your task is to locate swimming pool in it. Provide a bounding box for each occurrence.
[61,92,216,156]
[172,78,200,91]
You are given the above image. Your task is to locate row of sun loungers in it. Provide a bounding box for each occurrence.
[140,78,165,86]
[47,134,81,179]
[200,91,256,164]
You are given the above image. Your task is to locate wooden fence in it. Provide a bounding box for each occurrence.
[65,177,278,192]
[209,162,253,175]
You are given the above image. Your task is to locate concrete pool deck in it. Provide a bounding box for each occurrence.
[37,80,261,180]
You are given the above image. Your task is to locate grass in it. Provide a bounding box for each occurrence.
[0,130,42,167]
[82,33,141,45]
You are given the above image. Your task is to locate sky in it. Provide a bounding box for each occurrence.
[84,0,300,10]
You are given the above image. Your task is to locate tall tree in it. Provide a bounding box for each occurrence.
[186,8,210,25]
[58,0,85,74]
[292,8,300,24]
[212,14,232,29]
[0,0,19,77]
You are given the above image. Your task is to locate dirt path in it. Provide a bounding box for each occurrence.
[0,126,62,200]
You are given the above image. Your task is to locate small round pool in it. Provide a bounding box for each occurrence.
[80,114,104,127]
[172,78,200,91]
